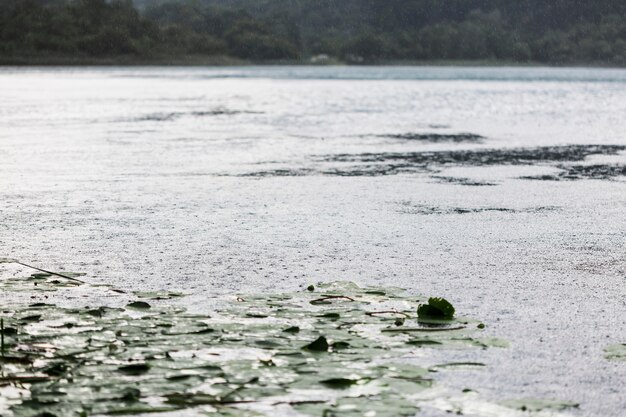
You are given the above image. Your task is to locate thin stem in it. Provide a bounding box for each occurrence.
[15,262,85,284]
[1,318,4,358]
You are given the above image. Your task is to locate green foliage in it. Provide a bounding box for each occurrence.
[417,297,456,320]
[0,276,512,417]
[0,0,624,63]
[224,19,298,59]
[604,343,626,360]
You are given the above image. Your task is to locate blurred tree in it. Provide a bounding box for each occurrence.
[0,0,624,64]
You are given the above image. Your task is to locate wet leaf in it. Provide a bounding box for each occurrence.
[501,398,579,411]
[431,362,486,370]
[417,297,455,320]
[303,336,329,352]
[118,363,151,375]
[0,279,523,417]
[126,301,151,310]
[134,291,185,300]
[319,378,359,388]
[604,343,626,360]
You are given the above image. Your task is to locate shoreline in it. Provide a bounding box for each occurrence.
[0,55,624,69]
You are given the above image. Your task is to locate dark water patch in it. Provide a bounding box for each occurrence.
[398,203,558,215]
[377,133,484,143]
[240,168,315,177]
[431,176,497,186]
[521,164,626,181]
[399,203,516,215]
[313,145,626,176]
[323,145,626,166]
[131,108,262,122]
[241,165,425,177]
[191,109,262,116]
[240,145,625,178]
[321,164,428,176]
[137,112,180,122]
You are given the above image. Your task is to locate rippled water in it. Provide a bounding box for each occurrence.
[1,66,625,416]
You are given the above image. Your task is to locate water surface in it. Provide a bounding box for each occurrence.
[1,66,625,416]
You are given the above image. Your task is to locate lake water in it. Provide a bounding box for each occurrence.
[1,66,625,416]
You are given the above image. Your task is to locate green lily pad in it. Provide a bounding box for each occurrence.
[134,291,185,300]
[126,301,151,310]
[417,297,455,320]
[604,343,626,360]
[319,377,360,388]
[0,278,524,417]
[118,363,151,375]
[303,336,330,352]
[501,398,579,412]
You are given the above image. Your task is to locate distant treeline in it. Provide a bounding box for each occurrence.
[1,0,625,64]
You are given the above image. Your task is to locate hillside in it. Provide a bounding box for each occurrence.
[0,0,624,64]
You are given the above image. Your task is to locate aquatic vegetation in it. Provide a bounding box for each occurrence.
[243,145,626,178]
[500,399,580,412]
[375,133,484,143]
[520,164,626,181]
[431,176,498,186]
[604,344,626,360]
[0,266,573,417]
[417,297,455,320]
[130,109,263,123]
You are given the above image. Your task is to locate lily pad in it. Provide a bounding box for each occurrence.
[126,301,151,310]
[417,297,455,320]
[303,336,330,352]
[0,278,528,417]
[501,398,579,412]
[604,343,626,360]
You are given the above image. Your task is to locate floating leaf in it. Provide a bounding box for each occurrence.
[0,279,520,417]
[119,387,141,402]
[20,314,42,322]
[501,398,579,412]
[417,297,455,319]
[134,291,185,300]
[118,363,151,375]
[407,339,443,347]
[431,362,486,370]
[303,336,329,352]
[604,343,626,360]
[126,301,151,310]
[319,378,359,388]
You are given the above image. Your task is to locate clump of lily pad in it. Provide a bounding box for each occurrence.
[0,265,575,417]
[417,297,455,321]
